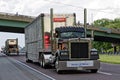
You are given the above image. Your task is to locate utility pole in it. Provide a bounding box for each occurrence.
[91,13,94,38]
[84,8,87,38]
[73,13,76,26]
[50,8,53,39]
[50,8,53,52]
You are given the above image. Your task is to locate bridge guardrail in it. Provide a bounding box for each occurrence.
[0,12,35,22]
[87,26,120,34]
[0,12,35,18]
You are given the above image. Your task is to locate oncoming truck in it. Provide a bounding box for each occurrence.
[5,39,19,56]
[25,12,100,73]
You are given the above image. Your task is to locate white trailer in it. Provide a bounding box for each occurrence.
[25,13,76,62]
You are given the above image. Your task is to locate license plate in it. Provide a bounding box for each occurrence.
[67,61,93,67]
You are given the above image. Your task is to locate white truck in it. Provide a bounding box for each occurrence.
[25,12,100,73]
[5,39,19,55]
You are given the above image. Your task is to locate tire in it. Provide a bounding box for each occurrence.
[17,51,19,56]
[56,68,63,74]
[42,59,46,68]
[55,59,63,74]
[26,52,28,58]
[40,54,47,68]
[40,54,44,68]
[26,59,32,63]
[7,53,10,56]
[17,53,19,56]
[40,59,43,67]
[91,69,98,73]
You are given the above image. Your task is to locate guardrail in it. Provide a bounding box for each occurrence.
[0,12,35,18]
[0,12,35,22]
[87,26,120,34]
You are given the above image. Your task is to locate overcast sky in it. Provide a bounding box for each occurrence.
[0,0,120,49]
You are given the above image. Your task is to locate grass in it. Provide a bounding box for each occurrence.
[99,54,120,64]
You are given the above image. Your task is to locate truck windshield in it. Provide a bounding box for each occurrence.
[60,32,85,38]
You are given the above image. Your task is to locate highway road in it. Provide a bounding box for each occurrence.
[0,53,120,80]
[0,53,54,80]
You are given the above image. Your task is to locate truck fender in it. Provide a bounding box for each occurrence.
[42,53,52,65]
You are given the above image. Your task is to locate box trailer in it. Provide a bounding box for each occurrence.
[25,12,100,73]
[25,13,76,62]
[5,39,19,55]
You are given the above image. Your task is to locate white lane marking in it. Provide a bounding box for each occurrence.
[98,71,112,75]
[15,59,56,80]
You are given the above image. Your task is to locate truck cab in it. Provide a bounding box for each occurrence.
[44,26,100,73]
[4,39,19,56]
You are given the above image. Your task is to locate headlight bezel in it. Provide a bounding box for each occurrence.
[60,50,69,56]
[91,51,98,55]
[90,48,98,55]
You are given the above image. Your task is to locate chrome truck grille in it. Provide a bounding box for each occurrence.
[70,42,89,59]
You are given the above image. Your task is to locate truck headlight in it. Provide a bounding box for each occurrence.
[91,48,98,55]
[91,51,98,55]
[60,51,68,56]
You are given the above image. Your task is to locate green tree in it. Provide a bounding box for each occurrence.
[106,18,120,28]
[92,41,111,52]
[93,18,112,27]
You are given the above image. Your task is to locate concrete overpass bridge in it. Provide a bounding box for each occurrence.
[0,12,34,33]
[0,12,120,44]
[87,26,120,44]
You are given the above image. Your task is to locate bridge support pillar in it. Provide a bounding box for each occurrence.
[113,46,117,54]
[112,43,117,54]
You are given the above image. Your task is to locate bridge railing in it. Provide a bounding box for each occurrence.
[87,26,120,34]
[0,12,35,22]
[0,12,35,18]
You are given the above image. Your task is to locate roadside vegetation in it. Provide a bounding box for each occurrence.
[92,18,120,64]
[99,54,120,64]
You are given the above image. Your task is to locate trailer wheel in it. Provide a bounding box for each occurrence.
[26,59,32,63]
[17,53,19,56]
[42,59,45,68]
[40,59,43,67]
[91,69,98,73]
[40,56,43,67]
[40,54,46,68]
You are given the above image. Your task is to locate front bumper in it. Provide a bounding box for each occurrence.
[56,60,100,71]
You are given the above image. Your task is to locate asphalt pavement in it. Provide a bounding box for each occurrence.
[0,53,55,80]
[1,53,120,80]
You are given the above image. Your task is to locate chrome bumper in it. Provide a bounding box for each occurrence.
[56,60,100,71]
